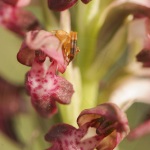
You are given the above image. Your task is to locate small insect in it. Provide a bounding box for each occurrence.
[54,30,80,64]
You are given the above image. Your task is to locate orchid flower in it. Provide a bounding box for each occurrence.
[0,1,41,37]
[17,30,74,117]
[45,103,129,150]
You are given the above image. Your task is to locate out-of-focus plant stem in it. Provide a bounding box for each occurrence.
[39,0,58,30]
[81,79,99,110]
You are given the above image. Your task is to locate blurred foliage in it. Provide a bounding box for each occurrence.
[0,27,28,84]
[120,102,150,150]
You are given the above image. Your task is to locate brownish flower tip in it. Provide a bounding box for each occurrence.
[48,0,78,11]
[136,49,150,62]
[81,0,92,4]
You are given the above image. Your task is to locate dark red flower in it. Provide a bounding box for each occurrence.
[45,103,130,150]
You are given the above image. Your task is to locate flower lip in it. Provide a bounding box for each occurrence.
[45,123,76,142]
[25,60,74,118]
[31,97,58,118]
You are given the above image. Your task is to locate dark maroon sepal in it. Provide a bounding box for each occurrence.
[48,0,78,11]
[81,0,91,4]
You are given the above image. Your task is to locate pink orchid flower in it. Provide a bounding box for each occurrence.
[45,103,130,150]
[1,0,30,7]
[0,1,41,37]
[17,30,74,117]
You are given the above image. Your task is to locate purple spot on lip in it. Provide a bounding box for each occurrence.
[36,79,40,82]
[70,140,73,144]
[44,79,48,83]
[64,140,69,146]
[38,70,41,73]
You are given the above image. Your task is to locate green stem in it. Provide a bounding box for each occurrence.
[39,0,58,30]
[81,79,99,110]
[58,65,82,127]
